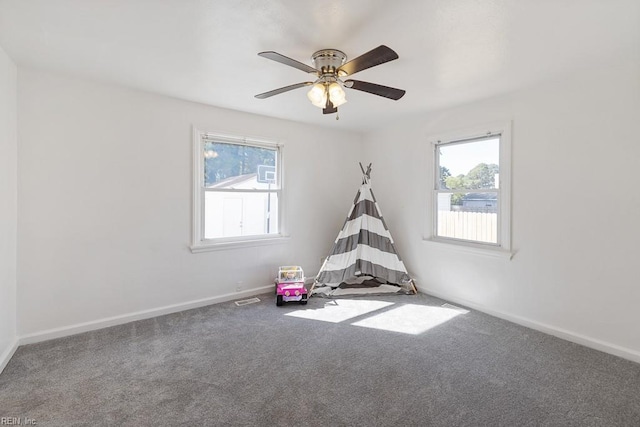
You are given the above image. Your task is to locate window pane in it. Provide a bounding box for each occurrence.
[204,191,279,239]
[203,141,278,189]
[439,137,499,190]
[436,192,498,244]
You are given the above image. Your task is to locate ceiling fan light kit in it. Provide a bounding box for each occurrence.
[255,45,405,117]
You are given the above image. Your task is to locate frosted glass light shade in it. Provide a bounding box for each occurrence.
[328,82,347,107]
[307,83,327,108]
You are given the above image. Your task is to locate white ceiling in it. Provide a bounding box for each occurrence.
[1,0,638,132]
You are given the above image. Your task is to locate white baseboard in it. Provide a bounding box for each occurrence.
[419,285,640,365]
[0,339,19,374]
[19,285,273,346]
[16,283,639,366]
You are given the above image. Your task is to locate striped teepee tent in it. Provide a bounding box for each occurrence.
[313,164,417,296]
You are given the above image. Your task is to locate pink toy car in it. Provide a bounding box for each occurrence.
[275,266,308,306]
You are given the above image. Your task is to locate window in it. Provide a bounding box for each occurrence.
[431,122,511,253]
[192,130,284,251]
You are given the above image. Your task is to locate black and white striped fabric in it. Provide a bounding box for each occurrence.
[315,177,411,288]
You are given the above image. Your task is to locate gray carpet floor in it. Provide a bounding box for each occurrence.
[1,292,640,426]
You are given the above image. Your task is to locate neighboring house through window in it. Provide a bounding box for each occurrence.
[192,130,283,251]
[431,122,512,253]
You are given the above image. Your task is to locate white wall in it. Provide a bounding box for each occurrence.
[0,45,18,370]
[17,68,363,337]
[366,60,640,361]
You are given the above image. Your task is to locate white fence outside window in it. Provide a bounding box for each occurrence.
[437,211,498,244]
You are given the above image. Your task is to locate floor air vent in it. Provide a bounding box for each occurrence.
[441,303,470,314]
[235,297,261,307]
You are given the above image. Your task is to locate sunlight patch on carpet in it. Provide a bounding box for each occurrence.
[284,299,394,323]
[352,304,462,335]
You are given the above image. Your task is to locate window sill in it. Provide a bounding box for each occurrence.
[190,235,291,253]
[423,237,514,260]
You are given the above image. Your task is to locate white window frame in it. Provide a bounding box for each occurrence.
[426,121,513,258]
[190,128,288,253]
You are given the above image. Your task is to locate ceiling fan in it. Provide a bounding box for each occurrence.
[255,45,405,116]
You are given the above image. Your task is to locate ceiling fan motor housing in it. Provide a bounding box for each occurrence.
[311,49,347,76]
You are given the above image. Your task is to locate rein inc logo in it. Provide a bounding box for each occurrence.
[0,418,36,425]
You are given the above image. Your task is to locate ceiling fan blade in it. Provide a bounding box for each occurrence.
[338,45,399,76]
[344,79,406,100]
[323,99,337,115]
[258,51,319,75]
[255,82,313,99]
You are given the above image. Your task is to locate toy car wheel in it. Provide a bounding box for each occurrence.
[276,295,283,306]
[300,295,308,305]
